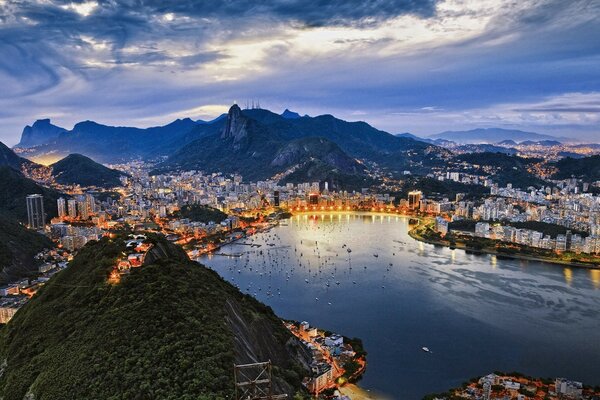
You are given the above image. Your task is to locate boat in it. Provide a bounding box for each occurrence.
[422,347,431,353]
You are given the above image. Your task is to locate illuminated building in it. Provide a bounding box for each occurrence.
[408,190,422,210]
[26,194,45,229]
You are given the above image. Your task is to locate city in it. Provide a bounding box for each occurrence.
[1,1,600,399]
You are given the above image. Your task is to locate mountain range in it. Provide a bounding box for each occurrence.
[15,106,448,188]
[429,128,565,144]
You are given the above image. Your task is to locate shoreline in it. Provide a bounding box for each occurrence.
[408,227,600,270]
[338,383,391,400]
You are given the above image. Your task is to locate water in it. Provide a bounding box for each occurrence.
[199,213,600,399]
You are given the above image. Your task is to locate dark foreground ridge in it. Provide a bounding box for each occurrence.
[0,234,310,399]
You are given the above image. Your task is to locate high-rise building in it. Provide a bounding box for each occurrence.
[85,193,96,214]
[78,200,89,220]
[408,190,422,210]
[273,190,280,207]
[68,199,77,218]
[57,197,67,218]
[26,194,45,229]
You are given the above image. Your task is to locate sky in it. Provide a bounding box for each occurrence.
[0,0,599,145]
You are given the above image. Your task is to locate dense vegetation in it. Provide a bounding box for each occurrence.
[280,159,378,192]
[0,235,307,399]
[451,152,547,189]
[394,177,489,201]
[175,204,228,224]
[0,166,62,222]
[50,154,125,188]
[0,212,53,284]
[552,155,600,181]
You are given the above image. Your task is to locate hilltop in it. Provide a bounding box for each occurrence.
[0,234,310,399]
[50,154,125,188]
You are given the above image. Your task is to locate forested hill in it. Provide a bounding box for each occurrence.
[0,234,309,399]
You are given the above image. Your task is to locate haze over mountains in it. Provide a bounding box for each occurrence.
[429,128,569,144]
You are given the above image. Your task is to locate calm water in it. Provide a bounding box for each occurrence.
[199,213,600,399]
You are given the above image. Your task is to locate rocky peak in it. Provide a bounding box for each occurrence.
[221,104,248,143]
[18,119,66,148]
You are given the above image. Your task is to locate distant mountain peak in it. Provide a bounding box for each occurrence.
[430,128,560,144]
[221,104,249,143]
[18,119,67,148]
[281,109,301,119]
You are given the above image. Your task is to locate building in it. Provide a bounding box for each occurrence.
[68,199,78,218]
[555,378,583,399]
[408,191,422,210]
[26,194,45,229]
[57,197,67,218]
[434,217,449,236]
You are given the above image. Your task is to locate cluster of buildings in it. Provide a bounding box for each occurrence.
[439,372,597,400]
[0,249,68,323]
[285,321,363,395]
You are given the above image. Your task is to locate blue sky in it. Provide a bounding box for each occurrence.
[0,0,599,145]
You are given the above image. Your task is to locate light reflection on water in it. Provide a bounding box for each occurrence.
[199,213,600,399]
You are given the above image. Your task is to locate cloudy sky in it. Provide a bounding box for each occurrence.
[0,0,599,145]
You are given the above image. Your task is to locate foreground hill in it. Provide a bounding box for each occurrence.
[0,235,309,399]
[0,213,53,285]
[0,166,62,222]
[50,154,125,188]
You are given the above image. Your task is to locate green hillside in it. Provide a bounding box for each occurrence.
[0,213,53,284]
[0,166,62,222]
[0,234,308,399]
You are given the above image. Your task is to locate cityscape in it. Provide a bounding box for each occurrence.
[0,0,599,399]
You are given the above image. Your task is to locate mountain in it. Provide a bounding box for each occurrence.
[156,105,374,189]
[0,234,309,398]
[0,141,37,171]
[0,166,62,222]
[50,154,125,188]
[15,118,206,163]
[281,109,301,119]
[552,155,600,181]
[431,128,561,144]
[0,212,53,285]
[158,105,446,186]
[16,119,67,147]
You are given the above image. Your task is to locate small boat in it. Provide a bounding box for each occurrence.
[422,347,431,353]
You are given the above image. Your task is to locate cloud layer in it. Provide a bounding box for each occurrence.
[0,0,599,145]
